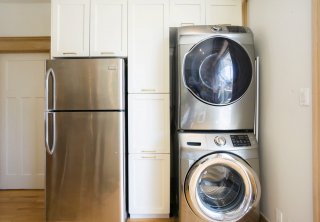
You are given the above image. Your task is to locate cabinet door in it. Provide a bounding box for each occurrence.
[205,0,243,25]
[129,154,170,216]
[128,94,170,154]
[170,0,205,27]
[90,0,127,57]
[51,0,90,57]
[128,0,169,93]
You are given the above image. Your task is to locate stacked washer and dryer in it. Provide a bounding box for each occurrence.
[172,25,261,222]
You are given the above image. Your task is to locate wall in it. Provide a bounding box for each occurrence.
[0,0,50,37]
[248,0,313,222]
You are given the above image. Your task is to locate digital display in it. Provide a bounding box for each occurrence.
[230,135,251,147]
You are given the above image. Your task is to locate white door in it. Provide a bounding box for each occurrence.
[129,154,170,216]
[51,0,90,57]
[169,0,205,27]
[0,54,48,189]
[128,94,170,154]
[128,0,170,93]
[205,0,243,25]
[90,0,128,57]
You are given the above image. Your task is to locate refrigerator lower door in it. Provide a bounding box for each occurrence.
[45,112,125,222]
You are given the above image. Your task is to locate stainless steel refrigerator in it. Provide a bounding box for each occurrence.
[44,58,126,222]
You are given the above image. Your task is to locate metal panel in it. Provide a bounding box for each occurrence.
[45,111,125,222]
[176,29,256,131]
[45,58,125,111]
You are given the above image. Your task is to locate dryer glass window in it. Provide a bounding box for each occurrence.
[197,164,245,212]
[184,37,252,105]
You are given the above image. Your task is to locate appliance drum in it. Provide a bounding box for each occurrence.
[185,153,260,221]
[183,37,252,106]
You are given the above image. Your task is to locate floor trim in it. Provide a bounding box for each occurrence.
[260,213,269,222]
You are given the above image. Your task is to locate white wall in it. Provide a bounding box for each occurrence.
[248,1,313,222]
[0,0,50,37]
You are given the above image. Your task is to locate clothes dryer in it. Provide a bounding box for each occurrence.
[176,25,256,130]
[179,132,261,222]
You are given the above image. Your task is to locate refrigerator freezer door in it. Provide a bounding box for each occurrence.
[46,58,125,111]
[45,111,125,222]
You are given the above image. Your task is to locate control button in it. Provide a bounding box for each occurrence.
[214,136,226,146]
[211,25,222,31]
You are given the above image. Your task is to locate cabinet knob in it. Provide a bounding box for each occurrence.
[62,52,77,55]
[141,156,156,159]
[100,51,115,55]
[180,22,195,26]
[141,89,156,92]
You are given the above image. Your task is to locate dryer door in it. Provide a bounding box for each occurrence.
[183,37,252,105]
[184,152,260,222]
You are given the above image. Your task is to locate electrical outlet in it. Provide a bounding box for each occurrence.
[276,208,283,222]
[299,87,310,106]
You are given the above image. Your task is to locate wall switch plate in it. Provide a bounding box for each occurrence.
[276,208,283,222]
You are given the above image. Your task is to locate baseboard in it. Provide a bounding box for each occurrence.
[260,213,269,222]
[130,214,170,219]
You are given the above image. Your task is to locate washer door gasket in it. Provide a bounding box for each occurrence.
[183,37,252,106]
[184,153,261,221]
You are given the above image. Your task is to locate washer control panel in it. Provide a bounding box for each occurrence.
[230,135,251,147]
[179,132,257,150]
[214,136,226,146]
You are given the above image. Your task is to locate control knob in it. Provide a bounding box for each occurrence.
[214,136,226,146]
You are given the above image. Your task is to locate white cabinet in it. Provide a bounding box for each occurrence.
[90,0,127,57]
[128,0,169,93]
[51,0,90,57]
[129,154,170,217]
[169,0,205,27]
[205,0,243,25]
[51,0,127,57]
[128,94,170,154]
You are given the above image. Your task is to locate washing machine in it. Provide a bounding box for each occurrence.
[179,132,261,222]
[176,25,257,130]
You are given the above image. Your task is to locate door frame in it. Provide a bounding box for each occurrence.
[313,0,320,221]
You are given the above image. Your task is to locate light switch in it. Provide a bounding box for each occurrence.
[299,88,310,106]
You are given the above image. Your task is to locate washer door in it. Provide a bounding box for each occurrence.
[183,37,252,105]
[184,153,260,222]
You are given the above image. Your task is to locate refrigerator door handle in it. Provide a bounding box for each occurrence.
[46,68,55,110]
[45,112,55,155]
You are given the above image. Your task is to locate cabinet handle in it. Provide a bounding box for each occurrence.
[142,156,157,159]
[62,52,77,55]
[181,22,195,26]
[100,51,115,55]
[141,89,156,92]
[141,150,156,153]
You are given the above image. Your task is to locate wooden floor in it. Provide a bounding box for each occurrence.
[0,190,45,222]
[0,190,266,222]
[0,190,177,222]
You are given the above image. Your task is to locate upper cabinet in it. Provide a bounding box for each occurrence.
[205,0,243,25]
[128,0,170,93]
[90,0,127,57]
[51,0,243,57]
[169,0,243,27]
[51,0,127,57]
[169,0,205,27]
[51,0,90,57]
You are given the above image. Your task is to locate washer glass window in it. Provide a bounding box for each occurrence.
[197,164,245,212]
[184,153,261,221]
[184,37,252,105]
